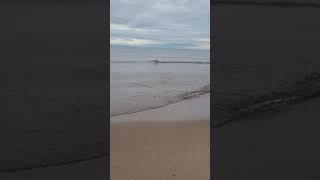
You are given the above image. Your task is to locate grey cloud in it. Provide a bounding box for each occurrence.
[111,0,209,49]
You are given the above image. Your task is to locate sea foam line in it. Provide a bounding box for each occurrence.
[111,84,210,117]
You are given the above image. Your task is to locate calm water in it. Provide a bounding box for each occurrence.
[111,46,210,116]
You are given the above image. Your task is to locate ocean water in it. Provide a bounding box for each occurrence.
[111,46,210,116]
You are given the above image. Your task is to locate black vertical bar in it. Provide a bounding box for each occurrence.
[0,0,109,179]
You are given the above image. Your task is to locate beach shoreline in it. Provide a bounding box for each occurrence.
[111,93,210,180]
[111,93,210,123]
[0,93,209,179]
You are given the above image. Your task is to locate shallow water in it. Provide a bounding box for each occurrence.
[111,46,210,116]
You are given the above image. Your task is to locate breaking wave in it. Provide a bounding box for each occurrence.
[111,84,210,117]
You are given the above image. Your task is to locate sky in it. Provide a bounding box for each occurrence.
[110,0,210,50]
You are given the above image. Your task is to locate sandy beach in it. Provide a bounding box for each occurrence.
[0,94,209,179]
[111,94,210,180]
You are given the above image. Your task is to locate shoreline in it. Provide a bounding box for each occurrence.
[111,93,210,123]
[111,93,210,180]
[1,93,209,176]
[111,84,210,117]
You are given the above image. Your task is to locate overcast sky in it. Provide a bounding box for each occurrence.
[110,0,210,50]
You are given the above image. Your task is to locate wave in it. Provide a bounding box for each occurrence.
[111,60,210,64]
[111,84,210,117]
[174,84,210,101]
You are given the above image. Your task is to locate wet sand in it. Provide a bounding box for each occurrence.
[111,94,210,180]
